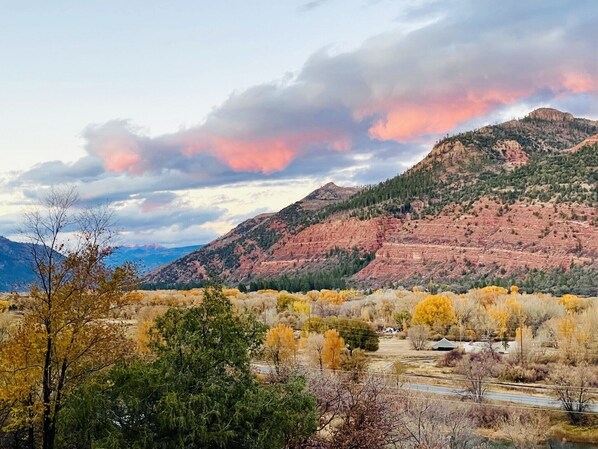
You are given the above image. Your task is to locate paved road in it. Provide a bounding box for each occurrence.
[253,363,598,412]
[403,382,582,410]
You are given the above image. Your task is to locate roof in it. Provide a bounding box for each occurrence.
[431,338,458,350]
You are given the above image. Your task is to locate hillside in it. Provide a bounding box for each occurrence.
[0,237,39,291]
[105,244,203,273]
[143,108,598,293]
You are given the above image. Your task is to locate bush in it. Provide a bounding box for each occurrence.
[501,362,550,383]
[437,349,464,367]
[467,404,510,429]
[407,325,429,350]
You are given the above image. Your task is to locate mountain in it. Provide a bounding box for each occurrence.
[0,237,202,291]
[105,244,203,273]
[143,108,598,294]
[0,237,39,292]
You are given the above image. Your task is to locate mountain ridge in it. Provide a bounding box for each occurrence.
[143,108,598,292]
[105,244,204,273]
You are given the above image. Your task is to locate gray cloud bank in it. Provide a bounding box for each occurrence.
[5,0,598,244]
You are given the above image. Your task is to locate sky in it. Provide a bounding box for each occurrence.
[1,0,597,246]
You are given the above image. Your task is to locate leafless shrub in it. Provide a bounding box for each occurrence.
[398,394,485,449]
[305,332,326,371]
[497,409,550,449]
[305,372,402,449]
[549,363,597,425]
[467,403,510,429]
[457,352,503,403]
[407,325,429,350]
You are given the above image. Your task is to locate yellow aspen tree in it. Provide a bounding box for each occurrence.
[293,300,311,316]
[264,324,297,375]
[489,305,508,338]
[556,315,576,364]
[322,329,345,370]
[412,294,456,333]
[479,286,508,308]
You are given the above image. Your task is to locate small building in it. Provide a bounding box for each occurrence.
[431,338,458,351]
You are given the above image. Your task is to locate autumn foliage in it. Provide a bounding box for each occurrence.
[412,294,456,332]
[264,324,297,375]
[322,329,344,370]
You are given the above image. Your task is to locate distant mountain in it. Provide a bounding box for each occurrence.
[0,237,38,292]
[144,108,598,294]
[0,237,202,291]
[106,244,203,273]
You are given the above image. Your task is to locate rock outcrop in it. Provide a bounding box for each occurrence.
[528,107,574,121]
[493,140,529,168]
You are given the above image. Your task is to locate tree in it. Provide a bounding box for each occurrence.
[398,395,481,449]
[549,363,597,425]
[322,329,344,370]
[393,310,411,331]
[306,373,402,449]
[407,325,429,350]
[304,333,326,371]
[389,360,407,388]
[515,325,533,366]
[58,283,317,449]
[457,352,503,403]
[0,188,137,449]
[339,348,369,382]
[488,294,522,339]
[478,286,508,308]
[276,293,295,312]
[559,294,583,312]
[304,317,379,351]
[264,324,297,376]
[412,294,456,333]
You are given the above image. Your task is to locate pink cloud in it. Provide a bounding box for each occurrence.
[368,88,524,141]
[103,150,142,174]
[86,121,145,174]
[561,72,598,94]
[179,129,351,174]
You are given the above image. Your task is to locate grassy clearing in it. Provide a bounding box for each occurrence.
[551,422,598,444]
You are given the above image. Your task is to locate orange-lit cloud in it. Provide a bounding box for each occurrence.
[102,150,142,174]
[368,88,524,141]
[179,129,351,174]
[561,72,598,94]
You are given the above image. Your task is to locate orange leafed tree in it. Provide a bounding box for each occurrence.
[264,323,297,375]
[0,188,137,449]
[322,329,345,370]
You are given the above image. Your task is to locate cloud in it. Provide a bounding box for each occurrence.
[112,202,223,232]
[139,192,177,213]
[6,0,598,245]
[69,1,598,184]
[299,0,333,12]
